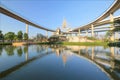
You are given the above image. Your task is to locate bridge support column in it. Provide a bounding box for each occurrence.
[46,31,48,38]
[110,47,115,71]
[86,30,88,37]
[26,24,29,34]
[25,51,28,61]
[78,29,81,36]
[78,49,80,55]
[91,47,94,60]
[75,33,77,36]
[91,24,94,37]
[24,46,29,61]
[110,13,115,41]
[110,47,115,58]
[115,32,119,40]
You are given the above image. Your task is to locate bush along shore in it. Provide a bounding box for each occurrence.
[1,41,119,47]
[59,42,108,46]
[108,42,120,47]
[0,42,12,45]
[38,41,108,46]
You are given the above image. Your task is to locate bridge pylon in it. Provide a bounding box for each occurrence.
[91,24,94,37]
[110,13,115,41]
[78,29,81,36]
[26,24,29,34]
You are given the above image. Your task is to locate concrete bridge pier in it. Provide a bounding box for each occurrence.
[25,47,28,61]
[110,13,115,41]
[91,47,95,60]
[46,30,48,38]
[26,24,29,34]
[115,32,119,40]
[75,33,77,36]
[110,47,115,71]
[95,32,98,38]
[78,49,80,55]
[78,29,81,36]
[23,46,29,61]
[91,24,94,37]
[110,47,115,58]
[86,30,88,37]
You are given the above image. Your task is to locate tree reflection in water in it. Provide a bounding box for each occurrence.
[24,45,28,54]
[0,45,119,80]
[0,45,3,56]
[4,45,16,56]
[17,47,23,56]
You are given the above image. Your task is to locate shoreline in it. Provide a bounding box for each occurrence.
[0,41,119,47]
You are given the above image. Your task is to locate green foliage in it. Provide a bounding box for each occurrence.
[114,19,120,28]
[17,31,23,40]
[112,19,120,32]
[0,45,3,55]
[14,35,18,40]
[104,30,114,42]
[48,36,59,42]
[0,30,4,41]
[0,42,12,45]
[24,33,28,40]
[4,46,16,56]
[113,27,120,32]
[105,30,113,38]
[60,42,108,46]
[17,47,23,56]
[108,42,120,47]
[24,46,28,54]
[0,30,30,43]
[86,37,97,40]
[34,33,47,42]
[4,32,15,41]
[36,33,46,39]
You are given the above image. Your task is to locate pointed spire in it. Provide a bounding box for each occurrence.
[62,54,67,66]
[62,18,67,28]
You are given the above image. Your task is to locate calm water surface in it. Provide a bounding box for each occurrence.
[0,45,120,80]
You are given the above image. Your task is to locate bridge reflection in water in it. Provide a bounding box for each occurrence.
[0,45,120,80]
[66,46,120,80]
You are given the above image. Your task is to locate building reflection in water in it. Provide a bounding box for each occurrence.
[51,45,120,74]
[0,44,120,80]
[50,45,72,66]
[66,45,120,80]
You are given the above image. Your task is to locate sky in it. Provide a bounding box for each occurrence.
[0,0,120,38]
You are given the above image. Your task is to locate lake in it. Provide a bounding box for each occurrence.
[0,45,120,80]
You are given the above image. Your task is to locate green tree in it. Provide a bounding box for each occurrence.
[4,32,15,41]
[14,35,18,41]
[35,33,46,42]
[17,31,23,40]
[105,30,113,38]
[24,33,28,40]
[105,20,120,42]
[0,30,4,42]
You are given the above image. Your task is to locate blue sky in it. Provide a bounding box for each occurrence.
[0,0,120,38]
